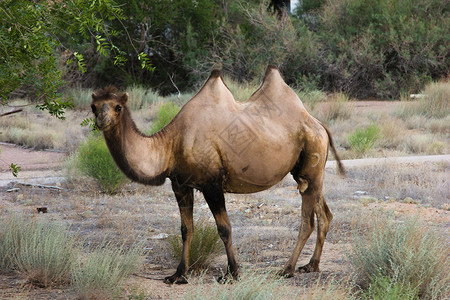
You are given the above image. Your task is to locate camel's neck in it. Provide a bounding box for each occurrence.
[103,108,175,185]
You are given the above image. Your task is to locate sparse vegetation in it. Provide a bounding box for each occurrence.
[167,220,222,272]
[76,133,128,194]
[349,215,450,299]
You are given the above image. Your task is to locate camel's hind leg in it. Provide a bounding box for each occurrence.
[298,192,333,273]
[279,178,332,277]
[279,187,316,277]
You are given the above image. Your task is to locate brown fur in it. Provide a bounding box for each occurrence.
[91,65,345,283]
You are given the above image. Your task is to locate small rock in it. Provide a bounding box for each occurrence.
[150,233,169,240]
[354,191,368,195]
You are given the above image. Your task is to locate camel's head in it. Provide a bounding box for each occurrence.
[91,86,128,131]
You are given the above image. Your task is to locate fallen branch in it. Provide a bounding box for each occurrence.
[11,180,64,191]
[0,109,23,117]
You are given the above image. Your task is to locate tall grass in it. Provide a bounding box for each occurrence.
[349,214,450,299]
[65,87,93,109]
[76,133,128,194]
[167,220,222,272]
[127,85,161,111]
[317,93,352,122]
[398,81,450,119]
[71,242,142,299]
[0,216,77,287]
[67,85,162,111]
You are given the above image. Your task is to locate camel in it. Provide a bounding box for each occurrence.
[91,65,345,284]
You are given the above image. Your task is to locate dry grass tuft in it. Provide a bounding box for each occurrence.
[167,220,222,272]
[316,93,353,123]
[0,215,77,287]
[349,214,450,299]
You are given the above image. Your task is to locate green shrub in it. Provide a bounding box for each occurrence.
[71,242,142,300]
[76,133,127,194]
[362,275,419,300]
[149,102,180,134]
[348,124,379,157]
[167,220,222,272]
[349,215,450,299]
[0,215,77,287]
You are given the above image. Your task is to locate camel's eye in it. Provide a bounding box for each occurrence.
[115,105,122,112]
[91,104,97,114]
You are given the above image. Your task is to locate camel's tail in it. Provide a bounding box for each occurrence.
[321,123,346,176]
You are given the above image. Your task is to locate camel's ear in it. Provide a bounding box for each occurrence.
[119,92,128,104]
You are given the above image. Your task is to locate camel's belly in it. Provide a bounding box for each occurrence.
[223,168,290,194]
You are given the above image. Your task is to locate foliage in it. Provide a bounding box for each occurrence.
[348,215,450,299]
[317,0,449,98]
[0,0,151,117]
[3,1,447,99]
[71,242,142,300]
[0,215,77,287]
[348,124,380,157]
[149,102,181,134]
[167,220,222,272]
[76,133,127,194]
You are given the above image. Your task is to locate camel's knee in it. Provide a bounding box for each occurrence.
[324,201,333,223]
[180,224,193,242]
[216,224,231,243]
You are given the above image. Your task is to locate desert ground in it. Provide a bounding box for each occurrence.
[0,139,448,299]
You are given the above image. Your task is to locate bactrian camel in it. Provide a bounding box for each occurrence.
[91,65,345,284]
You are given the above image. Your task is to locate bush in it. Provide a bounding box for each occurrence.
[349,215,450,299]
[0,216,77,287]
[71,242,142,300]
[76,133,127,194]
[167,220,222,272]
[348,124,379,157]
[149,102,180,134]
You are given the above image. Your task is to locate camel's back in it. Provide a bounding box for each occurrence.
[170,68,322,191]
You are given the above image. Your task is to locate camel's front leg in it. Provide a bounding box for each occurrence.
[164,182,194,284]
[203,183,239,283]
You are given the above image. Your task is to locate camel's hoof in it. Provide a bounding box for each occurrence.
[163,274,188,284]
[217,273,238,284]
[276,269,294,278]
[298,264,319,274]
